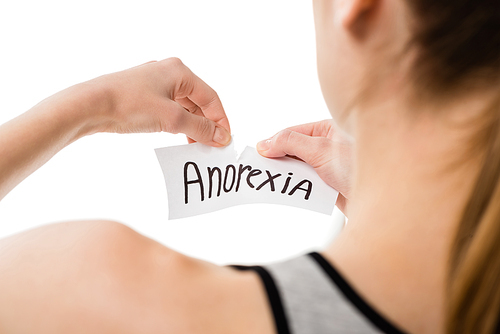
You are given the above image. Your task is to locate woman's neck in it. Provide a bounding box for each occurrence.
[324,94,487,334]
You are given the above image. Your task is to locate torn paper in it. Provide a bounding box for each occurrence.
[155,140,338,219]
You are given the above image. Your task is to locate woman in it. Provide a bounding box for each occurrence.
[0,0,499,333]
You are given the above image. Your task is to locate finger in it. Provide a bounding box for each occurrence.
[176,96,204,117]
[258,119,334,147]
[283,119,334,137]
[176,97,209,144]
[256,129,332,168]
[180,67,231,134]
[282,122,320,136]
[175,96,203,143]
[335,194,349,217]
[167,101,231,147]
[175,97,205,144]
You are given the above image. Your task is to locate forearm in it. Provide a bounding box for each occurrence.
[0,58,231,201]
[0,82,106,200]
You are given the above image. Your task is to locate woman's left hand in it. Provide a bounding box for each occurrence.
[256,119,353,215]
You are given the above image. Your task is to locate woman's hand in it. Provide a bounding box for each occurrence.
[256,119,353,215]
[92,58,231,146]
[0,58,231,200]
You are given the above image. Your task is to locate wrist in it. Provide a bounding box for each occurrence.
[41,79,114,140]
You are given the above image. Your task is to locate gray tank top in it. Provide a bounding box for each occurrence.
[231,252,407,334]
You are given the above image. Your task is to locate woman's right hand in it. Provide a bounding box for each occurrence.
[256,119,353,216]
[0,58,231,200]
[57,57,231,147]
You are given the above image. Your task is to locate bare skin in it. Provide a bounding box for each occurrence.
[0,58,274,334]
[0,221,274,334]
[257,1,497,333]
[0,0,496,333]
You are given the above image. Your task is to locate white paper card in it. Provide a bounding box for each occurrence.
[155,140,338,219]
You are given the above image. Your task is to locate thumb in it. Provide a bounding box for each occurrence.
[171,103,231,147]
[257,130,332,168]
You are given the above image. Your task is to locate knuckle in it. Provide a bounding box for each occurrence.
[202,96,218,110]
[160,58,187,79]
[211,92,221,105]
[163,57,184,68]
[274,129,293,147]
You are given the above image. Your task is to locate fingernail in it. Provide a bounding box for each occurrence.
[257,139,272,151]
[213,127,231,145]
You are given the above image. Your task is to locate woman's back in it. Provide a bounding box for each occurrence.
[0,0,499,333]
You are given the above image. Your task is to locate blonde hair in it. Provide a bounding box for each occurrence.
[404,1,500,332]
[447,96,500,333]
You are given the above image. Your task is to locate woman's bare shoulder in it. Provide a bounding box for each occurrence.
[0,220,275,334]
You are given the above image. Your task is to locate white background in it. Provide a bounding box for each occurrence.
[0,0,344,265]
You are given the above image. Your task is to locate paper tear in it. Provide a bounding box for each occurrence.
[155,139,338,219]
